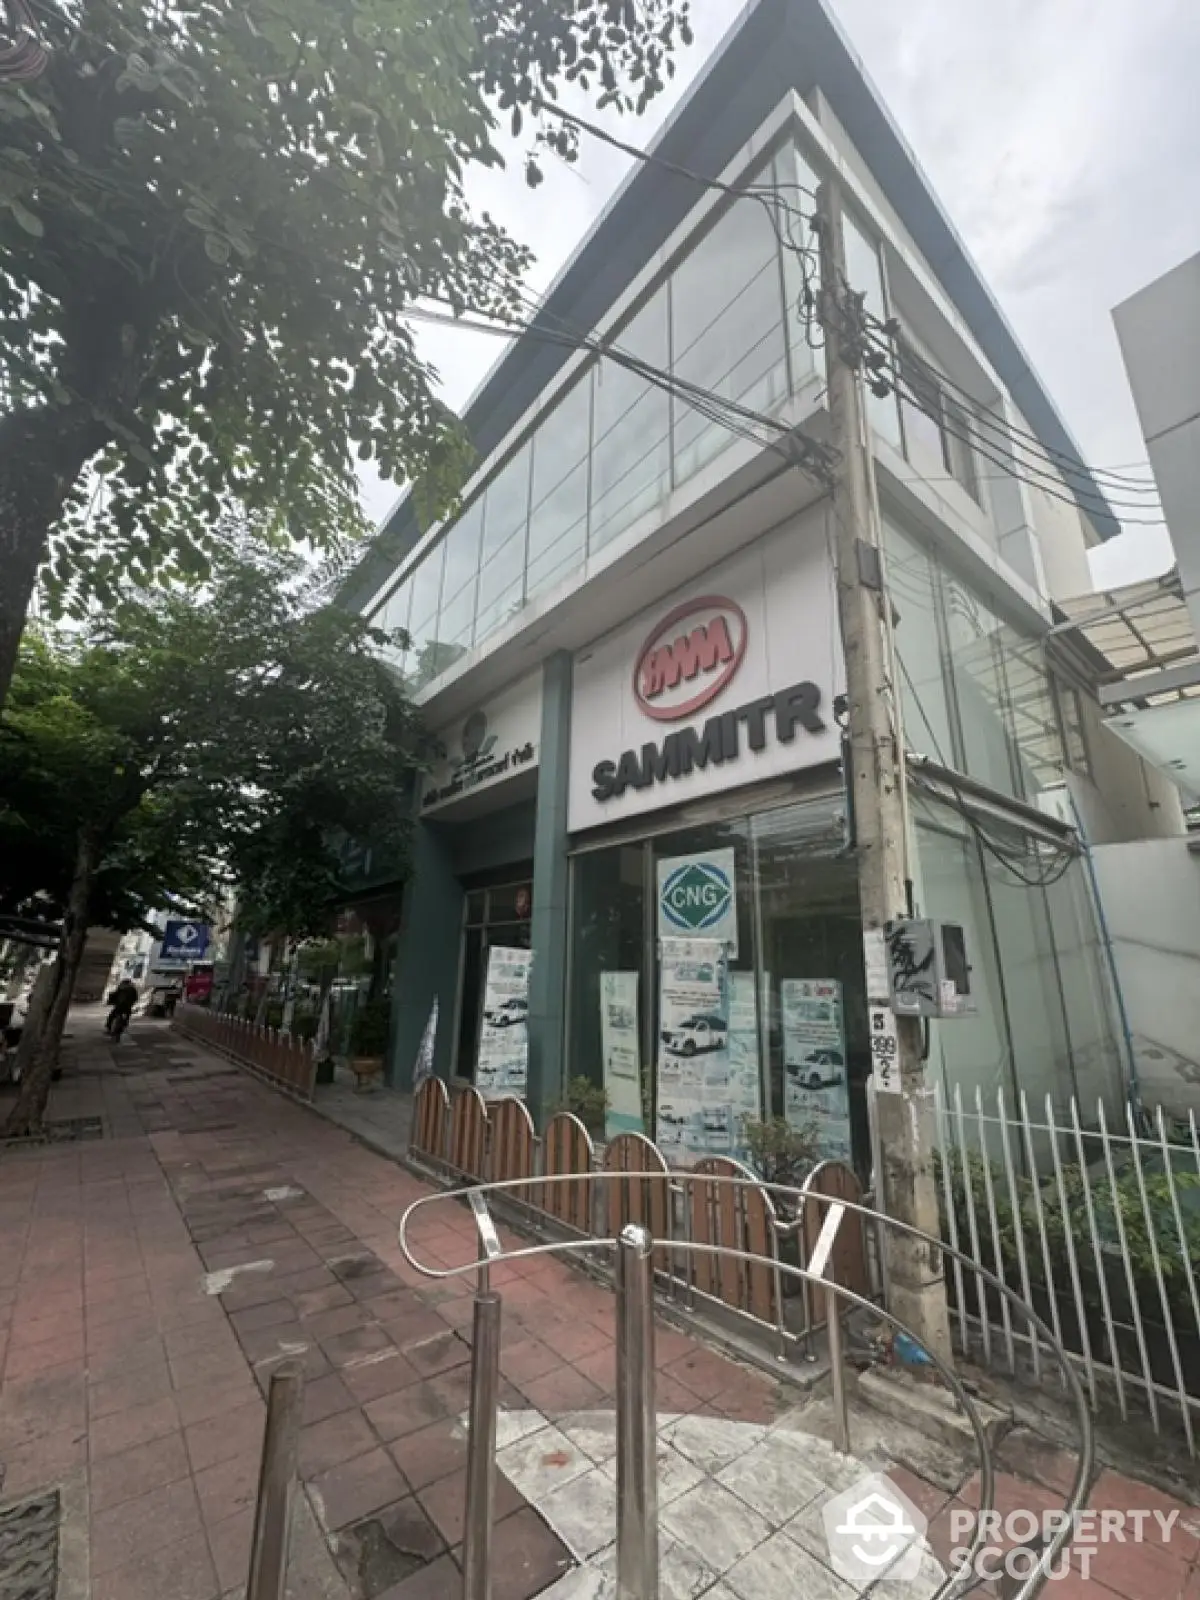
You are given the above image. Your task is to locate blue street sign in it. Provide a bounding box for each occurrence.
[159,920,211,963]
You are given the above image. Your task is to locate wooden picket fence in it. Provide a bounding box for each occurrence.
[173,1004,318,1102]
[408,1077,871,1359]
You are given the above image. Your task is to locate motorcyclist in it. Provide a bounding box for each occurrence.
[105,979,139,1035]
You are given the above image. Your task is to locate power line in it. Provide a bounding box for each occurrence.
[548,101,1165,524]
[881,353,1169,526]
[412,291,838,486]
[863,320,1162,500]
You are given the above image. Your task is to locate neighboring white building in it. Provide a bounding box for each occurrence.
[338,0,1182,1152]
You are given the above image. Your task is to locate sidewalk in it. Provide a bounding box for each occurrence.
[0,1010,1194,1600]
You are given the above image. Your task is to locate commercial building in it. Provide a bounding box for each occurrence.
[340,0,1182,1165]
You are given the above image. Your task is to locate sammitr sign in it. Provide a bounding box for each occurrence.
[569,514,843,831]
[634,596,747,721]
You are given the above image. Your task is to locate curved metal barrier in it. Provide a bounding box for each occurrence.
[399,1170,1094,1600]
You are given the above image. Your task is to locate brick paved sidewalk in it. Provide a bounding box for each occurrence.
[0,1010,1195,1600]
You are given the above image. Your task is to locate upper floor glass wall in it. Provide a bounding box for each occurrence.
[366,134,996,699]
[884,517,1078,806]
[368,138,841,692]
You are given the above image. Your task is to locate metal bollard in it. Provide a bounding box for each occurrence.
[246,1360,305,1600]
[615,1223,658,1600]
[808,1202,851,1455]
[462,1290,503,1600]
[825,1283,851,1454]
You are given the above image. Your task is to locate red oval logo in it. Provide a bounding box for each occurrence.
[633,595,748,723]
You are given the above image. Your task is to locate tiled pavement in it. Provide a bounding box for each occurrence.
[0,1009,1196,1600]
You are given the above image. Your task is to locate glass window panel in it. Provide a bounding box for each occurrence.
[1000,626,1063,801]
[1055,678,1091,778]
[407,542,447,689]
[981,820,1073,1113]
[1043,859,1123,1113]
[898,344,947,470]
[589,288,670,556]
[882,520,956,765]
[942,576,1020,796]
[943,395,980,500]
[377,577,412,676]
[527,375,591,601]
[671,182,787,485]
[475,443,532,644]
[649,819,757,1162]
[435,497,484,655]
[567,845,648,1132]
[751,803,864,1161]
[913,802,1012,1106]
[843,209,903,452]
[774,141,822,392]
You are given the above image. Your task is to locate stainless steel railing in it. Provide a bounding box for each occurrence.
[399,1170,1095,1600]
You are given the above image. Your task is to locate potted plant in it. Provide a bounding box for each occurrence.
[742,1116,820,1296]
[552,1075,611,1138]
[348,999,391,1091]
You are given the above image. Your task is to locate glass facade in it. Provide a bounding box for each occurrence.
[884,517,1071,807]
[567,797,870,1164]
[366,140,842,693]
[566,787,1124,1170]
[912,793,1124,1116]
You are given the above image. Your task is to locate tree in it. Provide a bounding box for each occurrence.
[0,526,426,1133]
[0,0,693,707]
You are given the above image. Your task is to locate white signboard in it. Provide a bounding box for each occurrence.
[868,1004,901,1096]
[422,671,541,814]
[600,972,642,1137]
[862,928,890,1003]
[657,847,738,954]
[475,946,531,1100]
[656,937,737,1169]
[781,977,852,1164]
[568,512,842,832]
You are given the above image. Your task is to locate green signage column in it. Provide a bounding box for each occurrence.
[526,651,572,1128]
[388,821,462,1090]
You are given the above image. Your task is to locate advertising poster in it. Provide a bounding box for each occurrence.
[600,972,642,1138]
[476,946,531,1100]
[781,977,852,1163]
[657,848,739,955]
[656,936,735,1168]
[727,972,766,1142]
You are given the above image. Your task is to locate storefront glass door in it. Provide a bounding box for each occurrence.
[455,877,533,1084]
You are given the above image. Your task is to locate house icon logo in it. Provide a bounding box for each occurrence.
[823,1472,927,1583]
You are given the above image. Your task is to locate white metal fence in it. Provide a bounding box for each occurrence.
[931,1083,1200,1455]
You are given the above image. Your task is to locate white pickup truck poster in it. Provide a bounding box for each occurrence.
[600,971,643,1137]
[781,977,851,1162]
[476,945,531,1100]
[656,936,735,1168]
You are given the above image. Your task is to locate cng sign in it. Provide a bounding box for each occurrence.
[657,849,738,951]
[634,595,747,722]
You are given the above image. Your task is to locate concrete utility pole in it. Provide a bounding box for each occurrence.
[814,180,952,1363]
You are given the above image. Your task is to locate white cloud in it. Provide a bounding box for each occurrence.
[361,0,1199,590]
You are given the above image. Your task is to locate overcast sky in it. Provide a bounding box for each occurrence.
[360,0,1199,594]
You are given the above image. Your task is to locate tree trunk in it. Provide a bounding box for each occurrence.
[3,832,96,1137]
[9,958,58,1082]
[0,406,108,714]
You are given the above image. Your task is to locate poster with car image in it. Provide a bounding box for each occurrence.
[600,971,643,1137]
[476,946,531,1099]
[656,936,734,1167]
[781,977,852,1162]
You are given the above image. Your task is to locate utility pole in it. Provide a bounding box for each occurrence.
[814,179,952,1363]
